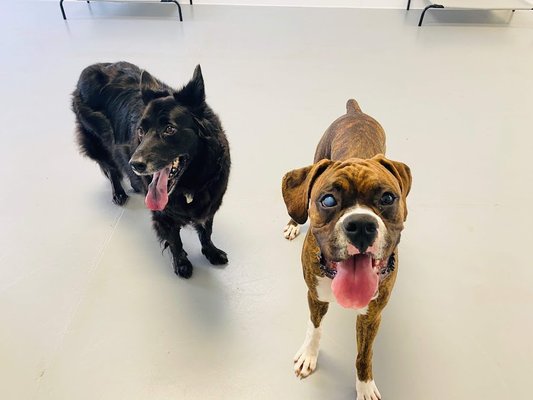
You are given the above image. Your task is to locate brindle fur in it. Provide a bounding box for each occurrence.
[314,99,386,162]
[282,99,411,394]
[284,100,386,230]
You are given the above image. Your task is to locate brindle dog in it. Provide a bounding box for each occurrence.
[282,99,411,400]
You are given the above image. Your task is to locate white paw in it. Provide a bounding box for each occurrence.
[356,379,382,400]
[283,223,300,240]
[293,343,318,378]
[293,321,321,379]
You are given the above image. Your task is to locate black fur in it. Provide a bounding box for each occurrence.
[72,61,231,278]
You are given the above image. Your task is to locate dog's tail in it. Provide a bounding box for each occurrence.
[346,99,362,114]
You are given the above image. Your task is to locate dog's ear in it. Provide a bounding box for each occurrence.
[282,159,333,225]
[173,65,205,110]
[372,154,412,220]
[140,70,170,104]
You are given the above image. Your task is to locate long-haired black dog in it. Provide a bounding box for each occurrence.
[72,61,230,278]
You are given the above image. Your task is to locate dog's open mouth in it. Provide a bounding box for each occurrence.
[145,156,188,211]
[326,250,388,310]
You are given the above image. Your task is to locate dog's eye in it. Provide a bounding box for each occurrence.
[379,192,396,206]
[320,194,337,208]
[137,127,145,139]
[164,125,177,136]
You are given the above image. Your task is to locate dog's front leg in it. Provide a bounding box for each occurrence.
[117,149,144,193]
[294,291,329,379]
[152,214,193,278]
[194,217,228,265]
[355,313,383,400]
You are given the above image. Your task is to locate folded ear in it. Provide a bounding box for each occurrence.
[140,70,170,104]
[281,159,333,225]
[173,64,205,110]
[372,154,412,220]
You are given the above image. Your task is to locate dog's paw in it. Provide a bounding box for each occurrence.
[293,337,319,379]
[283,223,300,240]
[356,379,381,400]
[174,258,193,279]
[293,343,318,379]
[112,191,128,206]
[202,246,228,265]
[293,321,322,379]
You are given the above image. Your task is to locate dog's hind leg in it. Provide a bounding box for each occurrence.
[100,165,128,205]
[294,292,329,379]
[195,217,228,265]
[153,214,193,278]
[74,99,129,205]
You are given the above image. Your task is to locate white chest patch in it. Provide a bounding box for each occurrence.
[316,275,334,303]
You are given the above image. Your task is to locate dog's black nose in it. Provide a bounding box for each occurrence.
[130,161,147,174]
[342,214,378,253]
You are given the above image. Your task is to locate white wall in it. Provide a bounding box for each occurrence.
[191,1,425,8]
[41,0,428,8]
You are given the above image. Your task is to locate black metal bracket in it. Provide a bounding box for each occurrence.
[407,0,411,10]
[162,0,183,21]
[419,4,444,26]
[60,0,191,21]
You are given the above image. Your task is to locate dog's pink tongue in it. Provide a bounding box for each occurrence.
[331,254,378,309]
[145,167,170,211]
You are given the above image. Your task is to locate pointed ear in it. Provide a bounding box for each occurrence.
[140,70,169,104]
[372,154,412,220]
[281,159,333,225]
[173,65,205,109]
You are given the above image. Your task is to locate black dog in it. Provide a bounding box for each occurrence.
[72,62,231,278]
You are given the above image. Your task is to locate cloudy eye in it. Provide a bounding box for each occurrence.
[379,192,396,206]
[164,125,177,136]
[320,194,337,208]
[137,127,145,139]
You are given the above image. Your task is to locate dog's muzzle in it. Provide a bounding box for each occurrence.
[130,160,147,175]
[342,214,378,253]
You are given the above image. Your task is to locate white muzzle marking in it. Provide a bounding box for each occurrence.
[334,205,387,259]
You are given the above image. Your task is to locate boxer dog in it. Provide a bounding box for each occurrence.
[281,99,411,400]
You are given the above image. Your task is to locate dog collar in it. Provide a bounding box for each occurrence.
[319,253,395,280]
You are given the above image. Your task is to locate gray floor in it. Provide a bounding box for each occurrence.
[2,2,533,399]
